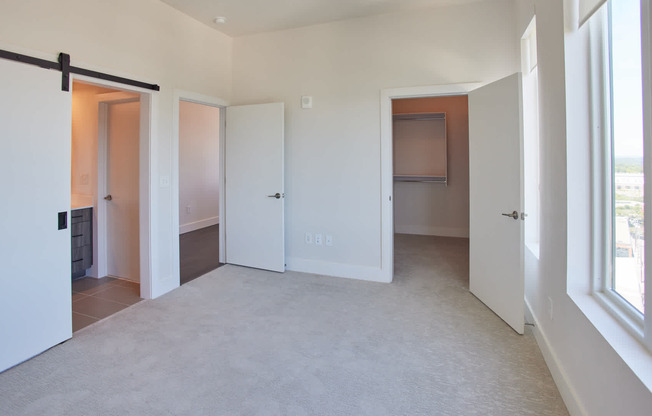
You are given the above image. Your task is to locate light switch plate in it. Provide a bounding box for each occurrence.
[301,96,312,109]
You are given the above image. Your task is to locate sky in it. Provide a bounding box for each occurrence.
[611,0,644,158]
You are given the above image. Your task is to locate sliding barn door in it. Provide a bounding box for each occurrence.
[468,73,525,334]
[0,59,73,371]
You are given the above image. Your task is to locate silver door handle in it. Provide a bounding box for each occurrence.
[501,210,518,220]
[267,193,283,199]
[104,194,112,201]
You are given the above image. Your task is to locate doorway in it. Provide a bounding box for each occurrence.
[381,78,526,334]
[177,100,222,284]
[391,95,470,284]
[70,80,147,331]
[392,96,470,238]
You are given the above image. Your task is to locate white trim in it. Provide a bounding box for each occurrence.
[74,73,155,300]
[567,291,652,392]
[286,257,390,283]
[641,0,652,351]
[172,89,228,288]
[380,83,481,284]
[525,299,588,416]
[179,216,220,234]
[589,0,651,349]
[394,226,469,238]
[139,92,153,299]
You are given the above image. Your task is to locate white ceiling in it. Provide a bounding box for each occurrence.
[160,0,490,37]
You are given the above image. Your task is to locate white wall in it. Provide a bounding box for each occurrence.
[393,96,470,238]
[232,0,518,276]
[0,0,232,298]
[179,100,220,234]
[72,83,106,199]
[515,0,652,414]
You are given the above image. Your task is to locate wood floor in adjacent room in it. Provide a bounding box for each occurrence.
[179,224,222,285]
[0,234,568,415]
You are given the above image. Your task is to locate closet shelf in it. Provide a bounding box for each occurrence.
[393,175,447,184]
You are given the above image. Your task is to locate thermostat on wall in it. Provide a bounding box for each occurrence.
[301,96,313,109]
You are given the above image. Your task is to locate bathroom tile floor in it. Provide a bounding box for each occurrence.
[72,276,141,332]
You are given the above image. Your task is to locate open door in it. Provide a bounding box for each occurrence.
[0,59,72,371]
[468,73,525,334]
[225,103,285,272]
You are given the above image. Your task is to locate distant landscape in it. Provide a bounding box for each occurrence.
[615,157,644,173]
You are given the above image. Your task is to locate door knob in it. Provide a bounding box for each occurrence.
[501,210,518,220]
[104,194,112,201]
[267,193,282,199]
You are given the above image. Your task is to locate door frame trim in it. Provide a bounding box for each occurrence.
[172,90,228,287]
[379,83,480,283]
[73,74,154,299]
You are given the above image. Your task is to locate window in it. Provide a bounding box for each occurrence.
[521,17,541,258]
[590,0,650,346]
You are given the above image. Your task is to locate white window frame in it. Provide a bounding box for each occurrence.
[521,17,541,258]
[589,0,652,351]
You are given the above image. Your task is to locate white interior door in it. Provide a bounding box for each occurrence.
[0,59,72,371]
[469,73,525,334]
[106,101,140,282]
[225,103,285,272]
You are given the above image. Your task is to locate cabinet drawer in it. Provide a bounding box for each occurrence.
[71,207,92,223]
[70,207,93,278]
[71,245,92,263]
[73,255,92,272]
[71,222,92,247]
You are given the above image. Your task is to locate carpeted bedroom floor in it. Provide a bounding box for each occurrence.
[0,234,568,415]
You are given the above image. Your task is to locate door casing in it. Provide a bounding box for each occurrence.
[172,90,228,288]
[74,75,154,299]
[380,83,481,283]
[380,79,525,334]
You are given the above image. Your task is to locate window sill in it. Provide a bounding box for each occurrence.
[568,290,652,392]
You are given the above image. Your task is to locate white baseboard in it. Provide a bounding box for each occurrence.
[286,257,391,283]
[525,300,587,416]
[394,225,469,238]
[179,216,219,234]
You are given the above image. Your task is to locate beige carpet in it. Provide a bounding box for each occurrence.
[0,234,568,415]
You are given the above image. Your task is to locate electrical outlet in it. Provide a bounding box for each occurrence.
[305,232,313,244]
[325,235,333,246]
[81,174,89,185]
[548,297,554,321]
[315,233,323,245]
[186,206,191,214]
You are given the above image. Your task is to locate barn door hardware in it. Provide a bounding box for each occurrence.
[0,48,160,92]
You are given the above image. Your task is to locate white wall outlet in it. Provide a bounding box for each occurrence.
[315,233,323,245]
[186,206,191,214]
[159,175,170,187]
[305,232,313,244]
[548,296,554,321]
[301,95,313,109]
[325,235,333,246]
